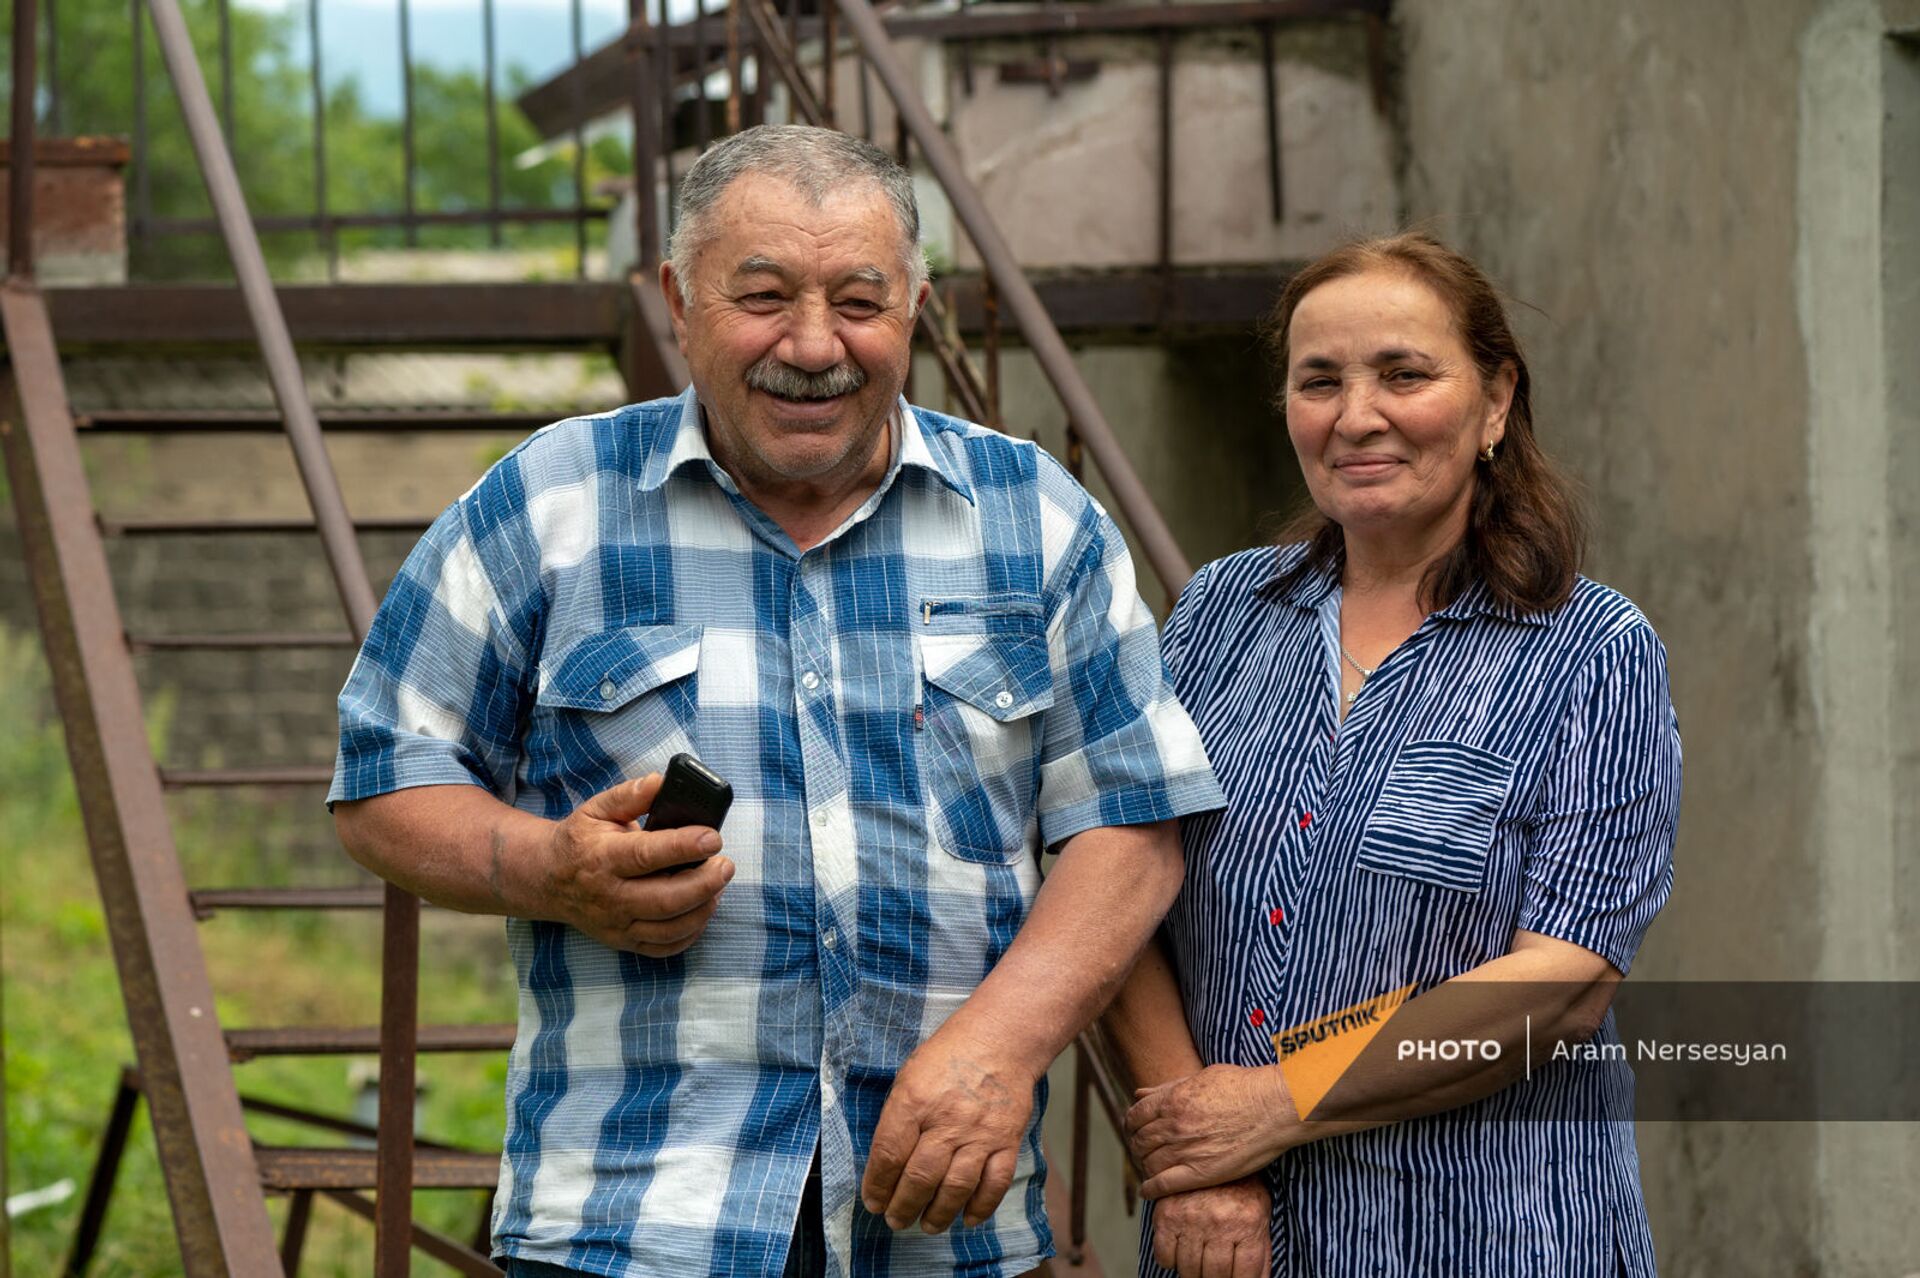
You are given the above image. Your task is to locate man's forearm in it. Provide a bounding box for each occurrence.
[333,784,558,918]
[938,820,1186,1081]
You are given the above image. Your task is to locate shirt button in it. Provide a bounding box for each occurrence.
[801,671,821,692]
[994,689,1014,709]
[812,809,830,829]
[821,1079,838,1108]
[597,678,618,700]
[1269,907,1285,925]
[822,925,839,950]
[1298,811,1313,829]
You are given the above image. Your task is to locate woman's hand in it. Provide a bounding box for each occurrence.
[1125,1064,1298,1198]
[1149,1175,1272,1278]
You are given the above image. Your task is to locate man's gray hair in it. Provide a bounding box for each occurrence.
[668,123,930,304]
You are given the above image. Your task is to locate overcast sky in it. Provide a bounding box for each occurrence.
[249,0,695,117]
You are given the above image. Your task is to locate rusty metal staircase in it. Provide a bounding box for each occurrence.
[4,0,1380,1272]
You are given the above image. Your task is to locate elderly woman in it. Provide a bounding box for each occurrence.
[1106,233,1681,1278]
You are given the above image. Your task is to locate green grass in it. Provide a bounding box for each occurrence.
[1,621,519,1275]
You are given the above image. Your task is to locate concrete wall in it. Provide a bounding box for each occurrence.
[944,25,1396,271]
[796,22,1396,274]
[914,338,1302,617]
[1397,1,1918,1271]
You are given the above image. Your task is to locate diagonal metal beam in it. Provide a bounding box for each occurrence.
[320,1189,505,1276]
[1,282,282,1276]
[832,0,1193,593]
[141,0,375,637]
[139,0,422,1266]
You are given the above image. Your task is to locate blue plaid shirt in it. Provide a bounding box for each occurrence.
[329,387,1224,1278]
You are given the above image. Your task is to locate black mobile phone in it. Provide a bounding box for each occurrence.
[643,752,734,839]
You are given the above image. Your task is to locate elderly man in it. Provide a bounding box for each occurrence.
[330,124,1222,1278]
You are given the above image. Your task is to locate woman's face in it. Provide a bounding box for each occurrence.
[1284,267,1513,548]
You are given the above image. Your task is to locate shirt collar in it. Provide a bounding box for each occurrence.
[896,401,976,505]
[1262,547,1338,610]
[637,385,720,493]
[1429,576,1552,627]
[638,384,975,507]
[1261,542,1551,627]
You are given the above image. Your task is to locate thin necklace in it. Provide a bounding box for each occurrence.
[1338,640,1375,705]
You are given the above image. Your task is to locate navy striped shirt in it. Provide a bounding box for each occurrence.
[1149,544,1682,1278]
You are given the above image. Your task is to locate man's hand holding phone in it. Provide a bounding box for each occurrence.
[540,762,734,957]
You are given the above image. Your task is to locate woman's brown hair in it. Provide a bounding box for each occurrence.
[1267,231,1586,615]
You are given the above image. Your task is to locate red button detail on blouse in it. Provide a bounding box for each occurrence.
[1268,907,1285,925]
[1248,1008,1266,1028]
[1298,812,1313,829]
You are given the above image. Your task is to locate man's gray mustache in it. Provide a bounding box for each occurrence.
[745,356,866,401]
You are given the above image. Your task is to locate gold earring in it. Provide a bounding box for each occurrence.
[1481,442,1497,463]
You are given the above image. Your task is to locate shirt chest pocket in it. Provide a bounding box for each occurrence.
[1356,740,1517,893]
[530,623,703,794]
[916,596,1055,864]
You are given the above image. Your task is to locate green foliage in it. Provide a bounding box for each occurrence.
[0,622,516,1274]
[1,0,624,278]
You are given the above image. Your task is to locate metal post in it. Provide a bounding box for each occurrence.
[373,884,420,1277]
[279,1190,314,1274]
[46,0,62,137]
[63,1072,142,1276]
[571,0,588,276]
[1157,27,1173,286]
[1070,1042,1091,1264]
[483,0,502,246]
[657,0,676,241]
[695,0,711,151]
[217,0,234,139]
[308,0,333,274]
[400,0,417,246]
[1261,21,1283,222]
[8,0,38,281]
[629,0,662,269]
[831,0,1193,592]
[820,0,836,126]
[957,0,973,96]
[747,23,767,126]
[1041,0,1060,97]
[132,0,151,265]
[725,0,742,133]
[982,274,1000,432]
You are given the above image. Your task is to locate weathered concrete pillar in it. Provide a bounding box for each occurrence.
[1397,0,1919,1271]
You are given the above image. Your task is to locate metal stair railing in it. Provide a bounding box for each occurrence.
[4,0,517,1268]
[133,0,443,1267]
[7,7,281,1265]
[4,291,521,1274]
